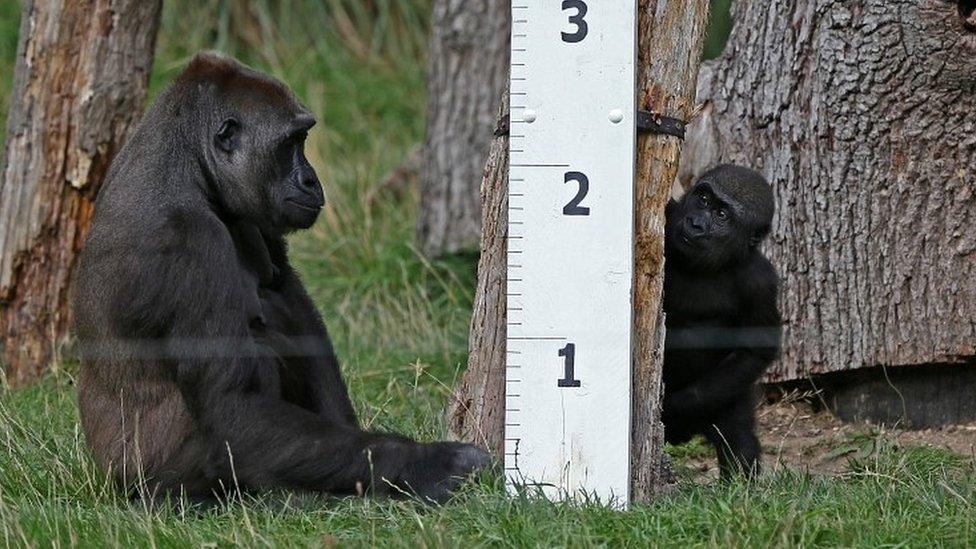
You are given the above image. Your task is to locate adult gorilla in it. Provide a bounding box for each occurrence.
[73,53,490,503]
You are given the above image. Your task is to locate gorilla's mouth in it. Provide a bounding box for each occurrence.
[286,198,322,212]
[679,233,703,248]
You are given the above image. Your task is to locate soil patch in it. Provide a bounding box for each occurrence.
[677,397,976,480]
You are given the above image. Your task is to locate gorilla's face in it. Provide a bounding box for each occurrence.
[210,101,324,231]
[669,182,744,269]
[666,165,774,272]
[667,180,768,272]
[265,113,323,230]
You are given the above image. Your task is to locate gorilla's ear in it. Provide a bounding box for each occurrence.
[215,119,240,154]
[665,198,678,217]
[750,224,771,247]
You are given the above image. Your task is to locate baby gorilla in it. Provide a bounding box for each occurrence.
[662,164,781,477]
[73,53,490,503]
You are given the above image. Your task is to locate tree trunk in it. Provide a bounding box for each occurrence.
[629,0,711,503]
[682,1,976,383]
[447,1,711,503]
[446,92,509,454]
[0,0,162,385]
[416,0,510,257]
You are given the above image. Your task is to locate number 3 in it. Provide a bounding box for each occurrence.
[561,0,588,43]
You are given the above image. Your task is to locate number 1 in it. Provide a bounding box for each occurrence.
[558,343,581,387]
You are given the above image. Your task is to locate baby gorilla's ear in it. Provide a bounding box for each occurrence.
[665,198,679,217]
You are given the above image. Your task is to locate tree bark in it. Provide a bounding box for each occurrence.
[629,0,711,503]
[682,1,976,383]
[446,92,509,454]
[448,2,711,503]
[0,0,162,385]
[417,0,510,257]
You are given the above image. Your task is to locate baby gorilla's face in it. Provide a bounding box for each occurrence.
[669,182,749,270]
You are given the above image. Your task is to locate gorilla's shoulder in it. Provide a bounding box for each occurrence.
[157,207,235,257]
[735,253,779,296]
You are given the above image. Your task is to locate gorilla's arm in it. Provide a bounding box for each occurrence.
[664,268,780,419]
[242,228,361,426]
[663,347,776,419]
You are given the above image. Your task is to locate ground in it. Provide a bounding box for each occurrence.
[678,397,976,481]
[1,1,975,546]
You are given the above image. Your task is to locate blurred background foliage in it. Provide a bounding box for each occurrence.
[704,0,732,59]
[0,0,21,136]
[0,0,733,134]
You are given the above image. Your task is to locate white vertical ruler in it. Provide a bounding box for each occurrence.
[505,0,636,505]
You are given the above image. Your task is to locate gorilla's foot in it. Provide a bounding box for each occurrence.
[383,441,493,503]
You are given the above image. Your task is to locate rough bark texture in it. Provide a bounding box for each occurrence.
[448,2,711,503]
[417,0,510,257]
[446,92,509,454]
[630,0,711,503]
[683,0,976,383]
[0,0,162,385]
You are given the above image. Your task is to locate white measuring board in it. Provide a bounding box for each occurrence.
[505,0,636,505]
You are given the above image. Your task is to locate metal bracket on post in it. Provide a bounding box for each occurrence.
[636,110,686,139]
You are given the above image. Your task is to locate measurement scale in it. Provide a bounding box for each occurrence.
[505,0,636,505]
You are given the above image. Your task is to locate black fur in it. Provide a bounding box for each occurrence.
[72,53,490,503]
[663,164,781,477]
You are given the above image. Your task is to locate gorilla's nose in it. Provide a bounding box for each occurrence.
[685,215,705,236]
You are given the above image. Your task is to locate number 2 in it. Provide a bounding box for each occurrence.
[558,343,581,387]
[563,171,590,216]
[561,0,588,43]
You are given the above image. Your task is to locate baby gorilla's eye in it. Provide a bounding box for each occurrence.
[697,192,710,206]
[715,208,729,220]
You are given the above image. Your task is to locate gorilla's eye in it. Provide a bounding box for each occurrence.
[277,130,307,154]
[698,192,710,207]
[715,208,729,220]
[215,119,240,154]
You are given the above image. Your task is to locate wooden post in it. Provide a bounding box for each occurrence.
[446,92,510,455]
[630,0,711,502]
[448,2,711,502]
[0,0,162,384]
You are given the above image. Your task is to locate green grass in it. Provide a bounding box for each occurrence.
[3,378,974,547]
[1,1,975,546]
